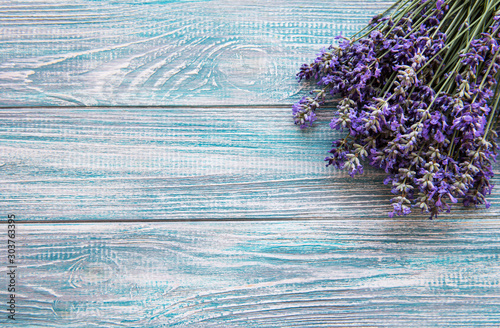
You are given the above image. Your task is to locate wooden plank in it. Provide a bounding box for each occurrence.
[1,107,498,221]
[0,0,394,107]
[1,220,499,326]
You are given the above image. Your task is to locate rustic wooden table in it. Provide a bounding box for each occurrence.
[1,0,499,326]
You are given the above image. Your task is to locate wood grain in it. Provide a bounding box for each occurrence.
[0,0,393,107]
[2,1,500,326]
[1,107,498,221]
[1,220,499,327]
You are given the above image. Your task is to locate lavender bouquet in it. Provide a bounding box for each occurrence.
[293,0,500,218]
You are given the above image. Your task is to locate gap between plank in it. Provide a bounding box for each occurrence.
[0,101,341,110]
[0,217,449,224]
[0,104,296,109]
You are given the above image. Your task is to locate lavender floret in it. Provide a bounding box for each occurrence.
[293,0,500,218]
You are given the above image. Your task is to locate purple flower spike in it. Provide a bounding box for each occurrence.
[293,0,500,218]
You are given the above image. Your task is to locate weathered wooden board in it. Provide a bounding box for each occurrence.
[1,220,499,327]
[2,0,500,326]
[0,0,393,106]
[1,107,498,221]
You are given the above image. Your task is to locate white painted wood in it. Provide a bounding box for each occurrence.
[1,1,500,326]
[1,220,499,326]
[1,107,498,220]
[0,0,393,106]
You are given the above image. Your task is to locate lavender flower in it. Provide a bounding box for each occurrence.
[293,0,500,218]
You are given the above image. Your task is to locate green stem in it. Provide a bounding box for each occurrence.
[382,0,426,38]
[351,0,410,41]
[484,78,500,139]
[430,0,469,39]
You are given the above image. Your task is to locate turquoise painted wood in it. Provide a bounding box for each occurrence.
[0,107,499,221]
[1,0,500,327]
[1,220,500,327]
[0,0,393,106]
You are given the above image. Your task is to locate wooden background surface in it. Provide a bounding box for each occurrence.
[1,0,499,326]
